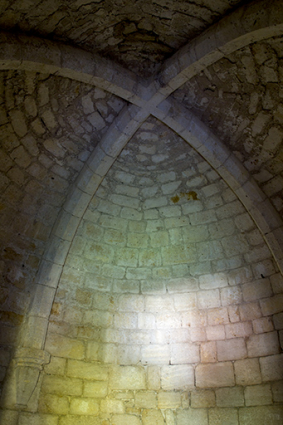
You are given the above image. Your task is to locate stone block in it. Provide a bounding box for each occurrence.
[103,228,125,245]
[208,308,229,325]
[145,295,174,312]
[147,366,160,390]
[216,387,244,407]
[197,242,224,262]
[173,293,197,311]
[209,408,238,425]
[182,310,207,328]
[156,313,181,329]
[239,406,283,425]
[161,245,197,265]
[191,389,215,408]
[201,341,216,363]
[100,399,124,414]
[84,310,113,328]
[100,343,118,364]
[252,317,274,334]
[0,410,19,425]
[143,196,167,210]
[245,384,272,406]
[121,207,142,221]
[111,414,141,425]
[59,415,100,425]
[99,215,127,231]
[167,277,199,293]
[227,267,252,287]
[196,362,234,388]
[84,381,108,398]
[190,210,217,225]
[109,366,146,390]
[197,289,220,309]
[272,381,283,402]
[247,332,279,357]
[176,408,208,425]
[142,409,164,425]
[273,313,283,330]
[161,365,194,390]
[170,343,200,364]
[142,344,170,365]
[118,294,144,312]
[18,413,58,425]
[206,325,225,340]
[116,247,138,267]
[182,225,208,243]
[110,194,140,209]
[158,391,181,408]
[127,232,148,248]
[239,302,262,321]
[234,358,262,386]
[38,394,69,414]
[150,231,169,249]
[117,344,141,365]
[138,313,156,329]
[141,280,166,294]
[44,356,66,376]
[135,391,157,408]
[70,398,99,415]
[220,286,242,306]
[260,294,283,315]
[67,360,108,381]
[225,322,253,339]
[191,327,206,342]
[84,241,114,263]
[114,312,138,329]
[45,333,85,360]
[217,338,247,361]
[260,354,283,381]
[41,375,83,396]
[139,248,161,267]
[242,278,272,302]
[270,273,283,294]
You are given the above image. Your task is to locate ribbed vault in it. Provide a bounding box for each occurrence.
[0,1,283,424]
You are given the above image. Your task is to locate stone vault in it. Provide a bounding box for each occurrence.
[0,0,283,424]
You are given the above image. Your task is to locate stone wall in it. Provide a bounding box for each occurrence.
[19,119,283,424]
[0,70,125,393]
[173,37,283,217]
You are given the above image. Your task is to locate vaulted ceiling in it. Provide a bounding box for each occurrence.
[0,0,283,357]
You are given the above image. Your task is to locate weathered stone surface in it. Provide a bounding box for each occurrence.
[18,413,58,425]
[247,332,279,357]
[234,358,261,386]
[217,338,247,361]
[67,360,108,381]
[70,398,99,415]
[191,390,215,408]
[177,408,208,425]
[161,365,194,390]
[109,366,146,390]
[209,408,238,425]
[41,375,83,396]
[260,354,283,381]
[244,384,272,406]
[196,362,235,388]
[112,414,141,425]
[239,406,283,425]
[216,387,244,407]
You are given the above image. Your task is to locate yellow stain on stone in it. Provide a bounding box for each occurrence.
[171,195,180,203]
[171,191,198,203]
